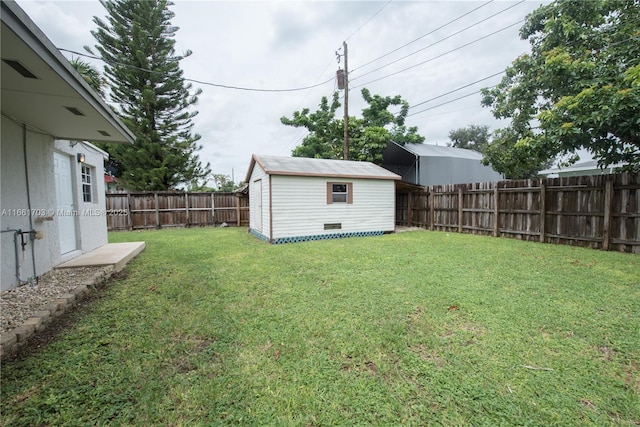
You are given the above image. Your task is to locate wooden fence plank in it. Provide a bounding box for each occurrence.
[429,190,434,231]
[126,193,132,230]
[394,173,638,253]
[540,181,546,243]
[407,191,413,227]
[154,193,159,229]
[493,185,499,237]
[458,188,463,233]
[107,191,249,230]
[602,177,613,250]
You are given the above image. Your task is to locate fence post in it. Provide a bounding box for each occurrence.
[407,192,413,227]
[211,193,215,225]
[602,176,613,250]
[539,181,546,243]
[154,193,160,229]
[236,193,241,227]
[493,184,499,237]
[429,189,434,231]
[185,192,190,227]
[126,193,132,230]
[458,187,464,233]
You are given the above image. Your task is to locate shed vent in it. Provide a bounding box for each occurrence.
[98,130,111,136]
[324,223,342,230]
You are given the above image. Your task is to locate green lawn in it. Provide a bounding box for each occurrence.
[1,228,639,426]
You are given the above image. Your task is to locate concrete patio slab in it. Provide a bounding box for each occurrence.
[55,242,146,271]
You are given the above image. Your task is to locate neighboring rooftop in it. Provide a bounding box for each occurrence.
[246,154,401,181]
[401,143,484,160]
[539,160,627,176]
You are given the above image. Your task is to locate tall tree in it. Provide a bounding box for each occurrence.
[91,0,210,190]
[447,125,490,152]
[481,0,640,178]
[282,88,424,164]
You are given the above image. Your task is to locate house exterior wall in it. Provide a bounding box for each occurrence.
[1,116,109,291]
[248,162,270,240]
[270,175,395,240]
[54,140,109,255]
[2,116,56,290]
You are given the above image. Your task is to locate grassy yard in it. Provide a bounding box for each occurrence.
[1,228,639,426]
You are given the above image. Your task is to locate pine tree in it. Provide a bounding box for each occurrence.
[91,0,210,190]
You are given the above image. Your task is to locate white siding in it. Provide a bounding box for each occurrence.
[248,163,270,239]
[270,175,395,239]
[1,117,56,290]
[54,140,109,255]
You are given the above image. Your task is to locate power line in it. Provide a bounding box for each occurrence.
[411,105,482,120]
[404,34,640,122]
[351,19,523,88]
[59,48,334,93]
[344,0,393,42]
[407,88,495,118]
[352,0,494,73]
[351,1,525,81]
[282,1,393,154]
[281,74,339,155]
[409,71,504,109]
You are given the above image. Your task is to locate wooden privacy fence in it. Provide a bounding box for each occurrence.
[396,173,640,253]
[106,192,249,231]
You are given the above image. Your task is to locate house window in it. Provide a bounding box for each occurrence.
[81,165,93,203]
[327,182,353,204]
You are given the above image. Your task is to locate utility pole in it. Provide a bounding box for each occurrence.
[342,41,349,160]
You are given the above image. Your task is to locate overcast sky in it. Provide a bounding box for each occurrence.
[18,0,550,184]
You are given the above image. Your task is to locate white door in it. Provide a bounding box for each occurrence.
[54,152,77,254]
[254,180,262,232]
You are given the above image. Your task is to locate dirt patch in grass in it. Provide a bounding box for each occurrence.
[410,344,445,367]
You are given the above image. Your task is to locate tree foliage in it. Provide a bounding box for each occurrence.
[91,0,210,190]
[447,125,491,152]
[282,88,424,164]
[283,92,343,159]
[481,0,640,178]
[187,174,238,192]
[69,58,105,96]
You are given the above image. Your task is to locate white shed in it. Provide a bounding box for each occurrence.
[245,155,401,244]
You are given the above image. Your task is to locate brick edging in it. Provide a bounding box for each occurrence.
[0,266,115,363]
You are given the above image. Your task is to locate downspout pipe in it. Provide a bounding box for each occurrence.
[23,124,38,285]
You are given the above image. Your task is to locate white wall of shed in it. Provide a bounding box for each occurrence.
[248,163,270,239]
[270,175,395,239]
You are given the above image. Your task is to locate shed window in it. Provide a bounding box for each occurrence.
[327,182,353,204]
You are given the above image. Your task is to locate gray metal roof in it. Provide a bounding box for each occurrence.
[401,143,484,160]
[247,154,401,181]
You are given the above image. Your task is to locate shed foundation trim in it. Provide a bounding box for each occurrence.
[249,229,384,244]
